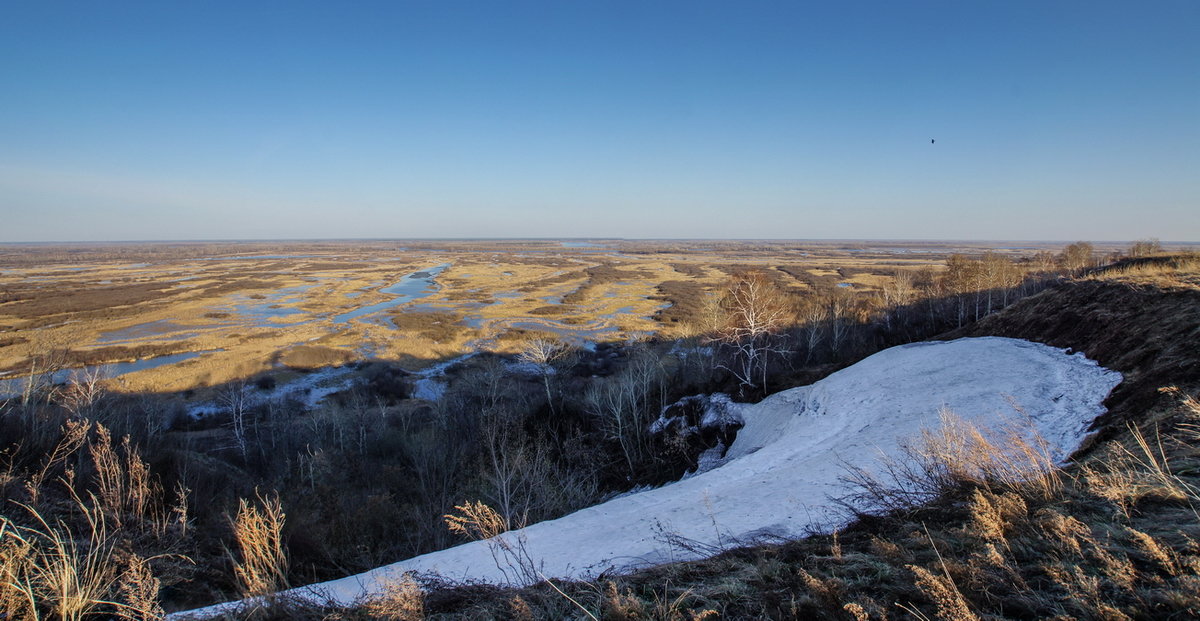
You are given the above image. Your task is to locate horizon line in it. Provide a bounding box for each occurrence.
[2,237,1195,246]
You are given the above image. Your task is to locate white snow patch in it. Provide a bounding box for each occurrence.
[504,360,556,376]
[407,352,478,402]
[700,393,744,430]
[186,366,358,418]
[172,337,1120,619]
[412,378,447,402]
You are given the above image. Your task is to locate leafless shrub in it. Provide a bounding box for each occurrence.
[61,365,109,417]
[582,345,666,477]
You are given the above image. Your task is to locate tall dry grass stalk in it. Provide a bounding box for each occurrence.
[5,502,120,621]
[445,500,540,585]
[1083,399,1199,520]
[445,500,510,541]
[90,425,153,530]
[907,564,980,621]
[0,500,159,621]
[841,409,1061,515]
[118,554,164,620]
[232,491,289,599]
[26,420,91,505]
[0,517,36,619]
[443,500,592,619]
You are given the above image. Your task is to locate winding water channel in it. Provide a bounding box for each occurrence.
[332,264,451,323]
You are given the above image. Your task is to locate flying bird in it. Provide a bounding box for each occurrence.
[931,138,935,144]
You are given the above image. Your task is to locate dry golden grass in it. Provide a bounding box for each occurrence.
[1087,253,1200,288]
[361,574,425,621]
[841,409,1063,515]
[90,425,152,531]
[444,500,510,541]
[118,554,164,621]
[232,492,288,599]
[0,500,161,621]
[906,564,980,621]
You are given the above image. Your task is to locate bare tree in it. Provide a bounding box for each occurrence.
[979,252,1013,316]
[941,254,979,326]
[882,270,915,321]
[1128,238,1163,258]
[480,405,534,527]
[517,338,570,415]
[796,296,827,363]
[219,381,250,457]
[582,345,665,476]
[1059,241,1095,275]
[712,271,792,394]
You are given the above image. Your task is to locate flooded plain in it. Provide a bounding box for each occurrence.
[0,239,1051,395]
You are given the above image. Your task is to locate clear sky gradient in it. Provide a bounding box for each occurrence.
[1,1,1197,242]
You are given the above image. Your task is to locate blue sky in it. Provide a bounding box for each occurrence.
[1,1,1196,242]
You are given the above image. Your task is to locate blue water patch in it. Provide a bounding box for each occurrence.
[333,264,451,324]
[0,350,220,396]
[221,284,316,326]
[97,319,231,344]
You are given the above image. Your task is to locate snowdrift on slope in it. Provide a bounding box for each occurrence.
[175,337,1121,617]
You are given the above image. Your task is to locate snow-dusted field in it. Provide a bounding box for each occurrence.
[174,337,1120,618]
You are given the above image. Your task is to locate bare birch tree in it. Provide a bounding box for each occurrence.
[712,271,791,394]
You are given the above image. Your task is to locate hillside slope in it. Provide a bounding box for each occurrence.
[175,336,1119,619]
[947,263,1200,440]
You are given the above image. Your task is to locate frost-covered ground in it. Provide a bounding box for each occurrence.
[173,337,1120,618]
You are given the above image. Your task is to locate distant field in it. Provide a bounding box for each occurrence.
[0,239,1128,394]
